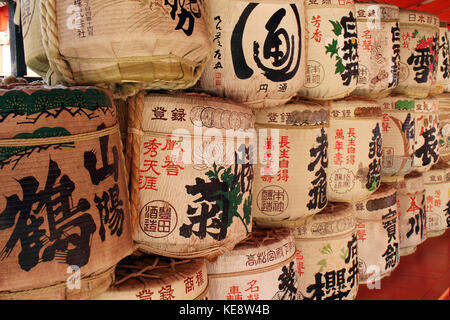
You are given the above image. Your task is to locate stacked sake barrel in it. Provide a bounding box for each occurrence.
[0,82,133,299]
[431,21,450,94]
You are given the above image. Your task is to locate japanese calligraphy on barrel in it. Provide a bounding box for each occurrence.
[292,202,359,300]
[195,0,306,109]
[252,100,329,228]
[394,9,440,98]
[206,227,299,300]
[378,95,416,176]
[298,0,358,100]
[0,84,133,299]
[128,92,254,260]
[382,172,426,256]
[95,254,209,300]
[327,97,382,202]
[436,93,450,163]
[352,184,400,284]
[431,22,450,94]
[39,0,212,99]
[423,162,450,238]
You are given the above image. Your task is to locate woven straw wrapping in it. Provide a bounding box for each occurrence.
[353,2,400,99]
[196,0,306,109]
[430,22,450,95]
[252,99,330,228]
[0,84,133,299]
[298,0,358,100]
[382,172,426,256]
[436,93,450,163]
[377,95,416,176]
[394,9,440,99]
[39,0,213,100]
[127,92,254,260]
[206,227,299,300]
[422,162,450,237]
[326,97,382,202]
[291,202,359,300]
[94,254,209,300]
[352,183,400,284]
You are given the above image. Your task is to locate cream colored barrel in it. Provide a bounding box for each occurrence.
[127,92,255,260]
[298,0,358,100]
[431,22,450,94]
[353,2,400,99]
[423,162,450,237]
[292,202,358,300]
[252,100,329,228]
[0,84,133,299]
[206,228,299,300]
[95,255,209,300]
[196,0,306,109]
[382,173,426,256]
[394,9,440,98]
[353,184,400,284]
[327,97,382,202]
[39,0,212,100]
[378,95,415,176]
[436,93,450,163]
[413,96,440,173]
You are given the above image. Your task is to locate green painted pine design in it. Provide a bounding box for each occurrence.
[395,99,415,110]
[317,259,327,273]
[325,20,346,75]
[320,244,333,255]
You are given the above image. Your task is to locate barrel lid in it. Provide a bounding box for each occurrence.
[353,183,397,220]
[100,254,208,300]
[401,171,425,194]
[423,161,450,183]
[255,99,329,127]
[206,227,296,275]
[291,202,356,240]
[355,2,399,20]
[435,93,450,109]
[329,96,382,118]
[141,92,254,134]
[0,83,117,139]
[399,9,440,29]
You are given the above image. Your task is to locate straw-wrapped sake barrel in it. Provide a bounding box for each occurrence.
[298,0,358,100]
[352,184,400,284]
[252,100,329,228]
[412,96,440,173]
[292,203,359,300]
[39,0,212,99]
[127,92,254,260]
[206,227,299,300]
[436,93,450,163]
[382,172,426,256]
[423,162,450,237]
[0,84,133,299]
[431,22,450,94]
[378,95,415,176]
[353,2,400,99]
[394,9,440,98]
[95,254,209,300]
[327,97,382,202]
[196,0,306,109]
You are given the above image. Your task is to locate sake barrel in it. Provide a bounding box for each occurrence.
[252,100,329,228]
[298,0,358,100]
[39,0,212,99]
[353,2,400,99]
[353,184,400,284]
[95,254,209,300]
[292,202,359,300]
[327,97,382,202]
[413,96,440,173]
[436,93,450,163]
[431,21,450,95]
[127,92,254,260]
[206,227,299,300]
[394,9,440,98]
[196,0,306,109]
[382,172,426,256]
[423,162,450,237]
[0,84,133,299]
[378,95,415,176]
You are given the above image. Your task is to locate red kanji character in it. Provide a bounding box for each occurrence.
[141,160,161,175]
[277,169,289,182]
[136,289,154,300]
[279,159,289,169]
[311,15,321,28]
[335,140,344,152]
[280,149,290,159]
[226,286,243,300]
[139,176,159,191]
[348,128,356,138]
[161,139,184,152]
[159,285,175,300]
[184,276,195,294]
[346,154,355,165]
[245,280,260,293]
[312,29,322,42]
[335,129,345,140]
[334,152,344,166]
[161,156,184,176]
[261,175,274,183]
[362,39,372,51]
[406,196,421,213]
[361,30,372,39]
[265,137,274,150]
[143,139,162,157]
[280,136,290,149]
[195,270,204,286]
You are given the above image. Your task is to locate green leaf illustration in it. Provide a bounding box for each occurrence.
[329,20,342,36]
[395,99,415,110]
[243,195,252,225]
[325,39,339,58]
[320,244,333,255]
[317,259,327,273]
[340,247,348,260]
[335,58,346,75]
